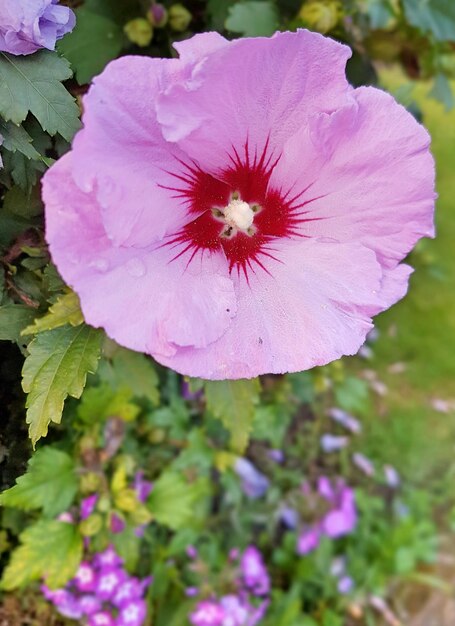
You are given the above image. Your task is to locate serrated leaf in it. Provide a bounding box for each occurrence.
[205,378,260,453]
[1,520,82,590]
[0,448,78,517]
[22,324,102,444]
[1,149,45,190]
[58,8,123,85]
[403,0,455,42]
[0,304,36,342]
[225,1,279,36]
[0,120,41,160]
[99,347,159,405]
[148,473,208,530]
[22,290,83,335]
[0,51,81,141]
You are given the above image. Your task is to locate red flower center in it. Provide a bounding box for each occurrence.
[161,139,322,280]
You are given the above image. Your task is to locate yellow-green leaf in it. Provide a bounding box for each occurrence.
[22,324,102,444]
[22,290,83,335]
[1,520,82,590]
[204,378,260,453]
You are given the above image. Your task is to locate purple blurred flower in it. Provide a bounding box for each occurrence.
[112,576,150,608]
[0,0,75,56]
[338,575,354,594]
[219,595,249,625]
[190,600,226,626]
[118,599,147,626]
[134,471,153,503]
[88,611,116,626]
[80,494,98,520]
[94,545,124,569]
[322,482,357,538]
[329,557,346,577]
[352,452,375,477]
[279,506,299,530]
[234,458,269,499]
[297,527,321,555]
[110,512,126,534]
[267,449,284,464]
[186,587,199,597]
[57,511,74,523]
[320,434,349,453]
[148,3,168,27]
[186,545,198,559]
[328,408,361,434]
[249,599,270,626]
[79,595,102,615]
[384,464,400,488]
[74,561,97,593]
[240,546,270,596]
[181,379,203,401]
[95,567,126,601]
[43,588,83,619]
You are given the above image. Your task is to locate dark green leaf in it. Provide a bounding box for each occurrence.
[3,185,43,218]
[99,347,159,405]
[428,73,454,110]
[0,304,36,342]
[0,120,41,160]
[0,447,78,517]
[58,8,124,85]
[0,51,81,141]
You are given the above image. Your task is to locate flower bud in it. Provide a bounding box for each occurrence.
[148,3,168,28]
[168,4,192,32]
[298,0,342,34]
[79,513,103,537]
[124,18,153,47]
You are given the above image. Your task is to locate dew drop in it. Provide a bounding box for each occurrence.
[92,258,109,272]
[126,257,146,277]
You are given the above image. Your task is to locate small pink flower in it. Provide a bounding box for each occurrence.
[190,600,226,626]
[43,30,435,379]
[240,546,270,596]
[80,494,98,520]
[297,527,321,555]
[74,561,96,592]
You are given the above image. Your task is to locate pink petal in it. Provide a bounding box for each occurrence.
[155,239,385,379]
[157,29,352,172]
[70,55,196,248]
[269,86,436,269]
[43,154,237,357]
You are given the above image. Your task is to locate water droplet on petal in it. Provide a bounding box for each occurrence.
[91,258,109,272]
[126,257,146,277]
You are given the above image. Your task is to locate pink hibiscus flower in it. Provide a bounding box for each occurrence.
[42,30,435,379]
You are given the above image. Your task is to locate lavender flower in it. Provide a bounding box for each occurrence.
[133,471,153,503]
[328,408,361,434]
[95,567,126,601]
[190,600,225,626]
[74,561,97,593]
[93,545,124,569]
[297,528,321,555]
[88,611,116,626]
[352,452,375,477]
[320,434,349,453]
[118,599,147,626]
[0,0,75,56]
[384,465,400,488]
[80,494,99,520]
[234,458,269,499]
[338,575,354,594]
[240,546,270,596]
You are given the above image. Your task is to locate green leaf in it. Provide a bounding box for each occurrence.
[148,473,208,530]
[99,347,159,405]
[205,378,260,453]
[0,120,41,160]
[403,0,455,42]
[1,149,45,190]
[58,8,123,85]
[78,383,140,422]
[0,448,78,517]
[22,290,84,335]
[207,0,236,29]
[1,520,82,590]
[3,185,43,218]
[428,73,454,111]
[0,51,81,141]
[22,324,103,444]
[225,1,279,36]
[0,304,36,342]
